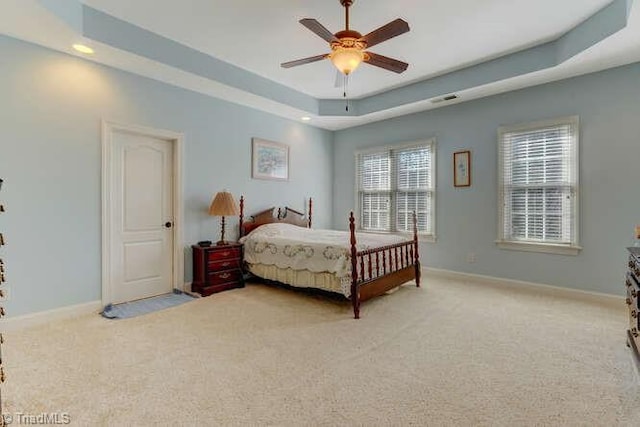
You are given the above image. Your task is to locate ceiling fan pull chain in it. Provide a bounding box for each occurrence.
[343,74,347,98]
[344,74,349,112]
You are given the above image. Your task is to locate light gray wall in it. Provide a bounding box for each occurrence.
[0,36,333,316]
[333,62,640,296]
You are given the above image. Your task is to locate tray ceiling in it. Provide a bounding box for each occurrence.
[2,0,639,129]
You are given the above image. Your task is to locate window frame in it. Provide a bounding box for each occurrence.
[354,139,436,241]
[496,116,581,255]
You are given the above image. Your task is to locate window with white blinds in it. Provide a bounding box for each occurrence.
[356,141,435,235]
[497,116,580,254]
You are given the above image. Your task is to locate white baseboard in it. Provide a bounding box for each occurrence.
[180,281,190,293]
[424,267,623,306]
[181,282,201,298]
[1,284,194,331]
[0,300,102,332]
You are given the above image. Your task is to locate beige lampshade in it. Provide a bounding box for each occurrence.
[209,191,239,217]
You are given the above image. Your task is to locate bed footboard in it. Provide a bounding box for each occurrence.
[349,212,420,319]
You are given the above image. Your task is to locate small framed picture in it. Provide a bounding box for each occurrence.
[453,150,471,187]
[252,138,289,181]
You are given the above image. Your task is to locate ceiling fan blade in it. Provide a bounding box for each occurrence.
[281,54,329,69]
[300,19,340,43]
[365,52,409,73]
[361,19,410,49]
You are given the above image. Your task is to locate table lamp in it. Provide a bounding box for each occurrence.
[209,190,240,245]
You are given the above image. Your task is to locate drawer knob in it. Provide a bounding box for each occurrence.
[633,289,637,298]
[219,273,231,279]
[221,251,230,257]
[633,328,639,338]
[221,262,231,267]
[627,279,633,288]
[627,298,632,305]
[632,310,637,319]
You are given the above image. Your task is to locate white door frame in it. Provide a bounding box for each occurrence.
[101,120,185,306]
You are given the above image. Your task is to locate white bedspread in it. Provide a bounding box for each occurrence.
[239,223,410,279]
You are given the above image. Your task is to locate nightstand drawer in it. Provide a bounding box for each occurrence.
[626,247,640,365]
[629,255,640,281]
[627,272,639,296]
[207,247,241,262]
[208,258,242,271]
[207,269,242,286]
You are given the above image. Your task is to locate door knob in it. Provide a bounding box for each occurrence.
[165,222,173,228]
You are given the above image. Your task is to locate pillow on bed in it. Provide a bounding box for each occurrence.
[251,207,276,223]
[282,207,308,228]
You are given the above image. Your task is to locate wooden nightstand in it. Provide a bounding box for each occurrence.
[191,243,244,296]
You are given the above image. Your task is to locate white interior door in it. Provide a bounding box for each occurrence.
[110,130,174,304]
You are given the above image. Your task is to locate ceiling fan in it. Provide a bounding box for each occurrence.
[281,0,410,76]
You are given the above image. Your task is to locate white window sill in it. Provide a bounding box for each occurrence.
[358,230,437,243]
[495,240,581,256]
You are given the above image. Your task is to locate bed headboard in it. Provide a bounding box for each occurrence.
[239,196,312,237]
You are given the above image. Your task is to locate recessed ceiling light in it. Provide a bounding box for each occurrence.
[301,116,311,122]
[72,44,94,54]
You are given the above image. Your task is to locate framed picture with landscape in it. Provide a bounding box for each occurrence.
[252,138,289,181]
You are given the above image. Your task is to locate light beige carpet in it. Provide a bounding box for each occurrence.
[3,274,640,426]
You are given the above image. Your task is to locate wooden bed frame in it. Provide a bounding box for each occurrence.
[238,196,420,319]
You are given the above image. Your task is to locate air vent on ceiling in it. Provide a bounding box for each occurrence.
[431,94,459,104]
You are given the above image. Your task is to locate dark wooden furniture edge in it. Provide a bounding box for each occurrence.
[627,247,640,370]
[358,266,416,301]
[627,329,640,370]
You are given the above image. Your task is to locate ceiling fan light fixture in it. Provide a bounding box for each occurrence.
[281,0,410,77]
[330,47,364,75]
